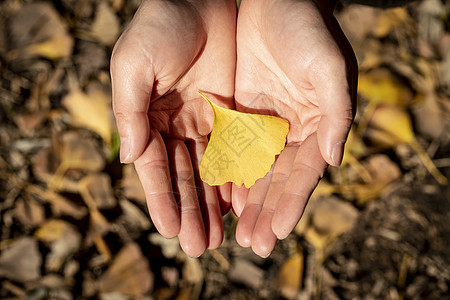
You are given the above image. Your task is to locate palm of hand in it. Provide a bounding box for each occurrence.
[233,0,356,257]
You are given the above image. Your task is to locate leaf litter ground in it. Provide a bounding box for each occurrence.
[0,0,449,299]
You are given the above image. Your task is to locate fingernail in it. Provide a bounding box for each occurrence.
[331,140,345,166]
[119,137,132,163]
[260,252,272,259]
[276,233,288,240]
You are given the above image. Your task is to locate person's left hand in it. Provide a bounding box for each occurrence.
[232,0,358,257]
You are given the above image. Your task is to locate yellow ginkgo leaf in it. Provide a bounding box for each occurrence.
[198,91,289,188]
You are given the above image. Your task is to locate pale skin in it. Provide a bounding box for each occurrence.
[110,0,357,257]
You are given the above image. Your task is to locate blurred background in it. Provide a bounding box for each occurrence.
[0,0,449,299]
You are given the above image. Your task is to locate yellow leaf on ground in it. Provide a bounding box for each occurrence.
[373,7,410,38]
[9,2,74,60]
[99,243,153,297]
[89,1,120,45]
[35,219,68,242]
[358,69,413,107]
[63,75,113,144]
[198,91,289,188]
[276,251,304,299]
[26,34,73,60]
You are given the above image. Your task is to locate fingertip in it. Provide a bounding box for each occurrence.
[119,136,132,163]
[180,236,207,258]
[317,116,350,167]
[236,224,252,248]
[152,214,181,239]
[251,243,274,259]
[231,184,249,217]
[273,226,290,241]
[331,140,346,167]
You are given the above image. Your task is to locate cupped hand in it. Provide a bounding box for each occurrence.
[233,0,358,257]
[110,0,237,257]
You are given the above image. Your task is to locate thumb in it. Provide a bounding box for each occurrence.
[110,39,154,163]
[314,60,356,166]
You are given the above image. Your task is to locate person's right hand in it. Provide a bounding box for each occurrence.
[110,0,237,257]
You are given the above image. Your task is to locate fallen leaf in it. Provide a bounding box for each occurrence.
[63,75,113,145]
[9,2,73,59]
[79,173,117,210]
[418,0,445,45]
[228,259,264,289]
[99,243,153,297]
[89,1,120,45]
[311,196,359,238]
[276,251,304,299]
[35,219,69,242]
[120,164,146,204]
[27,185,88,220]
[14,196,45,227]
[26,34,74,60]
[368,105,447,185]
[198,91,289,188]
[148,233,180,259]
[0,237,41,282]
[358,68,414,107]
[336,5,378,47]
[118,199,151,232]
[35,219,82,271]
[183,257,204,284]
[411,94,445,139]
[373,7,410,38]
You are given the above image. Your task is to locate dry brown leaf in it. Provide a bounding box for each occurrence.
[228,259,263,289]
[89,1,120,45]
[63,75,113,145]
[33,130,105,193]
[98,243,153,297]
[276,251,304,299]
[418,0,445,45]
[118,199,151,231]
[368,105,447,185]
[27,185,88,220]
[14,196,45,227]
[35,219,81,271]
[373,7,410,38]
[183,257,204,284]
[79,173,117,210]
[411,94,445,139]
[121,164,146,204]
[336,5,378,47]
[311,197,359,238]
[148,233,180,259]
[0,237,41,282]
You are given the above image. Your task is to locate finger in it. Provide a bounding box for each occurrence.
[110,34,154,163]
[250,146,298,257]
[231,184,249,217]
[188,138,223,250]
[312,45,357,167]
[134,129,179,238]
[235,168,273,248]
[217,183,233,216]
[167,139,207,257]
[272,133,328,239]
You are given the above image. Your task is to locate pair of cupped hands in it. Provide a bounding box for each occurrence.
[110,0,357,258]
